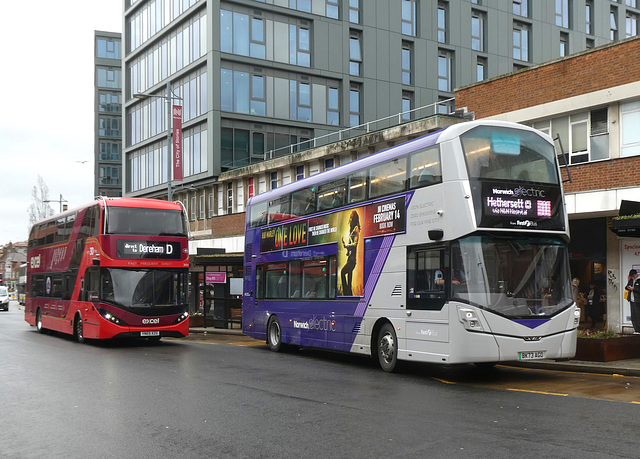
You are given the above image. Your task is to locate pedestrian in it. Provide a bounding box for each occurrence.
[584,281,603,328]
[626,269,640,333]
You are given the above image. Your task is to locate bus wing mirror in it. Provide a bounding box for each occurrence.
[428,229,444,241]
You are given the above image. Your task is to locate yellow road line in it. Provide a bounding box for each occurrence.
[507,388,568,396]
[432,377,457,385]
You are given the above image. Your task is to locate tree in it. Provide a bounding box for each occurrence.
[27,175,55,230]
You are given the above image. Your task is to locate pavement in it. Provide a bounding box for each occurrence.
[188,327,640,377]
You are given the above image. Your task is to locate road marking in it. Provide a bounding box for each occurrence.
[507,388,568,396]
[432,378,457,385]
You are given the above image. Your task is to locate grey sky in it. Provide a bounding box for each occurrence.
[0,1,122,244]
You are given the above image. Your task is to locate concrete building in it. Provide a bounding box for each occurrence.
[456,36,640,334]
[122,0,640,255]
[95,31,123,198]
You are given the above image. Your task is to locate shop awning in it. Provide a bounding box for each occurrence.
[609,200,640,237]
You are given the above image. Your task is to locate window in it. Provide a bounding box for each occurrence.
[220,10,265,59]
[289,25,311,67]
[295,166,304,181]
[291,187,316,216]
[324,158,335,170]
[97,38,120,59]
[409,147,441,188]
[349,33,362,76]
[251,75,266,116]
[611,7,619,40]
[290,81,312,122]
[348,171,367,203]
[349,86,360,127]
[326,0,339,19]
[471,11,485,51]
[289,0,311,13]
[247,177,255,199]
[437,3,447,43]
[437,51,452,92]
[226,182,233,214]
[402,0,417,36]
[626,12,638,37]
[590,108,609,161]
[248,18,265,59]
[513,23,530,61]
[627,0,638,8]
[560,32,569,57]
[407,246,446,310]
[271,171,278,190]
[513,0,528,17]
[586,1,593,35]
[476,57,487,82]
[199,193,205,219]
[401,43,412,85]
[555,0,570,28]
[621,100,640,157]
[402,93,413,121]
[327,87,339,126]
[369,158,407,198]
[349,0,359,23]
[190,195,196,220]
[549,110,610,165]
[258,256,337,300]
[208,192,216,217]
[318,179,346,210]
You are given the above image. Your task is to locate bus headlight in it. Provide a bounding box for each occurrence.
[173,311,189,324]
[97,308,127,326]
[457,306,484,332]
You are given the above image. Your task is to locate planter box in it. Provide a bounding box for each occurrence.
[575,335,640,362]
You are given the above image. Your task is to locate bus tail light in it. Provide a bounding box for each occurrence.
[457,306,484,332]
[97,308,127,326]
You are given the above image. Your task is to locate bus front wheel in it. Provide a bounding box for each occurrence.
[74,314,86,344]
[266,316,283,352]
[377,323,400,372]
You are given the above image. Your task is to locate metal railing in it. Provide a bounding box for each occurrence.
[263,98,455,161]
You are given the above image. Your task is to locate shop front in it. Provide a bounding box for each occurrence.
[190,248,244,329]
[568,217,607,328]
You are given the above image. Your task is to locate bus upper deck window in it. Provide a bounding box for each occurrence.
[410,147,441,188]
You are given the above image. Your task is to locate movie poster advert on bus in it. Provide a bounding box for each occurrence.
[364,197,406,237]
[308,214,338,246]
[337,207,364,297]
[479,181,564,230]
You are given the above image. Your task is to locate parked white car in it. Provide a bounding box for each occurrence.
[0,286,9,311]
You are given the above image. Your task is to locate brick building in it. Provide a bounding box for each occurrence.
[456,36,640,333]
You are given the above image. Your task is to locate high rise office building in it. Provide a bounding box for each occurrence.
[95,30,123,198]
[122,0,639,241]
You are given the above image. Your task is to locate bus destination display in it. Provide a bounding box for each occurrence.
[481,182,564,230]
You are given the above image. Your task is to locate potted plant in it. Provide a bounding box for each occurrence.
[575,329,640,362]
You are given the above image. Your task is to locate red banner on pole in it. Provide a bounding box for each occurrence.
[172,105,183,181]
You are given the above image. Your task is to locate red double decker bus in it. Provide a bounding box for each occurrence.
[24,197,190,342]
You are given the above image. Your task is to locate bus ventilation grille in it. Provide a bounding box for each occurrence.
[391,285,402,296]
[352,322,361,333]
[245,265,252,276]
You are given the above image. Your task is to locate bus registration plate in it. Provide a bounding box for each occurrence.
[141,331,160,337]
[519,351,545,360]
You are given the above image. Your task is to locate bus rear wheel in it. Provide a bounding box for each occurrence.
[74,314,86,344]
[266,316,283,352]
[35,309,45,333]
[377,323,400,372]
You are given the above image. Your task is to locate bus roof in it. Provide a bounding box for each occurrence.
[30,197,183,228]
[246,119,547,208]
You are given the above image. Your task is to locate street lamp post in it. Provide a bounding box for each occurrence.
[134,82,183,202]
[43,194,68,213]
